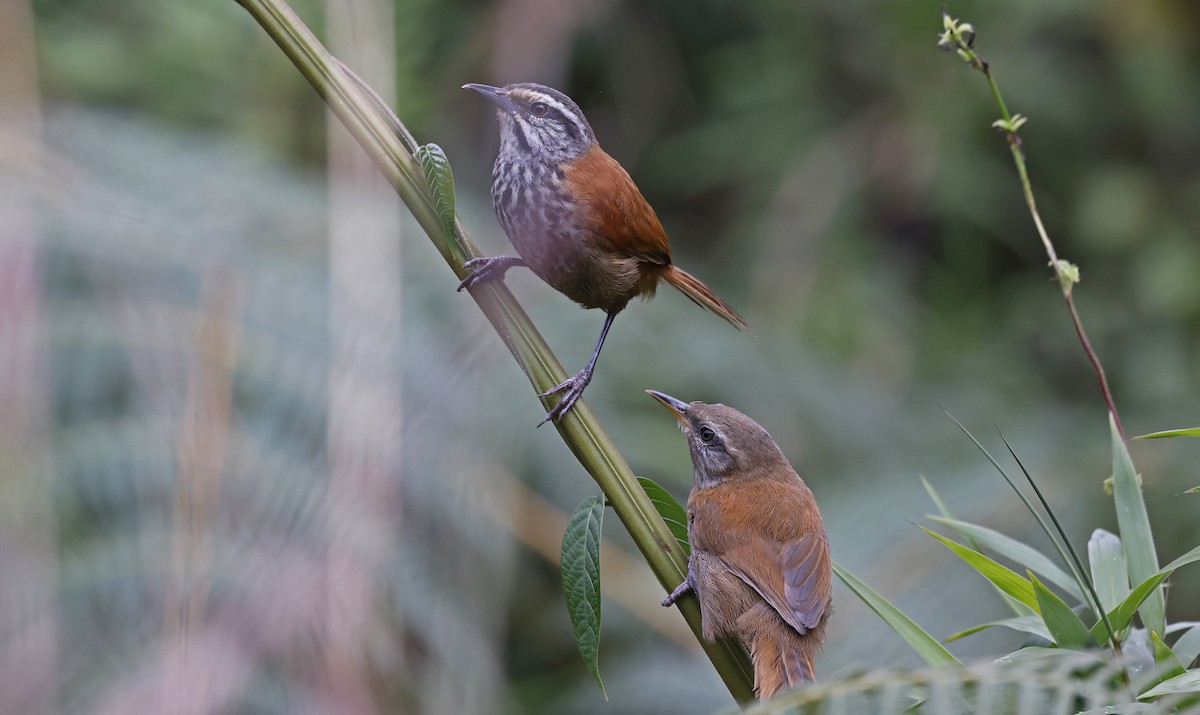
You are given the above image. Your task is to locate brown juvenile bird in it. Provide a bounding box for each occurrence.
[648,390,832,700]
[460,83,746,424]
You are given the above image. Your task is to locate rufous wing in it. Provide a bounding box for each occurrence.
[561,145,672,265]
[691,482,832,636]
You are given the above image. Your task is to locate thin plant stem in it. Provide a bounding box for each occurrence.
[944,15,1125,439]
[232,0,757,703]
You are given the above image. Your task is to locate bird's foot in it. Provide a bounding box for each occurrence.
[537,367,593,426]
[457,255,524,292]
[661,579,694,608]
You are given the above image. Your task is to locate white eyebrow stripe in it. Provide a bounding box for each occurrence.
[541,96,581,128]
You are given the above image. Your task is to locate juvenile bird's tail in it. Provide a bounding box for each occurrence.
[661,265,748,330]
[742,604,826,700]
[750,630,817,700]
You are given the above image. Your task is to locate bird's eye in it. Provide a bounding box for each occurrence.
[698,426,716,444]
[530,101,549,117]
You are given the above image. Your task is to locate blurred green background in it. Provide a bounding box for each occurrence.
[2,0,1198,713]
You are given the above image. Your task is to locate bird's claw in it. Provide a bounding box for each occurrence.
[662,578,694,607]
[536,369,592,426]
[456,255,523,292]
[456,257,493,292]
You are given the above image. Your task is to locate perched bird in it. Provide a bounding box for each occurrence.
[460,82,746,424]
[648,390,832,700]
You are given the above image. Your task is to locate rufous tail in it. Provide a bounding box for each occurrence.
[750,629,817,700]
[739,600,825,700]
[662,265,748,330]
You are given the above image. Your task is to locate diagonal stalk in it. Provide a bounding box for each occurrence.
[232,0,756,703]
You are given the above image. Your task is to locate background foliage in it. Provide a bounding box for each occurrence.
[3,0,1199,713]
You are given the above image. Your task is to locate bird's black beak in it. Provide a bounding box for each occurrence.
[647,390,690,424]
[463,83,519,114]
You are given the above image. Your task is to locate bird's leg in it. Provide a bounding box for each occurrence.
[662,560,696,607]
[538,311,617,425]
[457,255,526,292]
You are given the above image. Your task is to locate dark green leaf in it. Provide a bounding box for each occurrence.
[637,477,689,555]
[1029,572,1093,649]
[561,495,606,697]
[1134,427,1200,440]
[1110,415,1165,637]
[920,527,1039,612]
[832,562,961,667]
[1139,669,1200,700]
[417,143,456,238]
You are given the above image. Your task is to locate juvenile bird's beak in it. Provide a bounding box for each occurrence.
[646,390,690,424]
[463,83,519,114]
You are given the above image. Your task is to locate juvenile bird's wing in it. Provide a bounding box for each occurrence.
[691,481,832,635]
[561,146,672,265]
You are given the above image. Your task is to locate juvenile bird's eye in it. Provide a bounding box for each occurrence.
[698,426,716,444]
[530,101,549,117]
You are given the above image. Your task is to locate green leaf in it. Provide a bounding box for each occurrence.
[1139,669,1200,700]
[1187,485,1200,494]
[1173,625,1200,669]
[416,143,456,238]
[920,527,1039,613]
[1088,528,1128,614]
[944,615,1052,643]
[1134,427,1200,440]
[1089,572,1170,644]
[927,515,1084,604]
[561,495,606,697]
[921,478,1033,618]
[993,646,1105,666]
[1088,543,1200,644]
[1029,572,1093,649]
[920,476,956,526]
[1110,414,1165,637]
[832,561,961,667]
[1151,630,1185,675]
[637,477,689,556]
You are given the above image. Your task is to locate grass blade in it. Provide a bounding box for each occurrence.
[1030,572,1093,649]
[943,412,1095,618]
[1087,544,1200,644]
[920,527,1039,612]
[1134,427,1200,440]
[922,477,1034,617]
[1110,414,1165,637]
[999,433,1110,639]
[927,515,1084,603]
[944,615,1052,643]
[1138,670,1200,700]
[833,561,962,667]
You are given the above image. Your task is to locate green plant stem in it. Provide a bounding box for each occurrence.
[970,51,1125,439]
[232,0,756,703]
